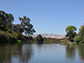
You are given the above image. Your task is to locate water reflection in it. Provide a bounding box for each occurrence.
[65,45,76,60]
[0,44,33,63]
[78,45,84,61]
[1,44,84,63]
[0,45,11,63]
[65,45,84,63]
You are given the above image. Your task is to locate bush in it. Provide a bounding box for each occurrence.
[74,35,82,44]
[32,40,37,43]
[13,32,25,42]
[0,31,17,43]
[17,40,22,44]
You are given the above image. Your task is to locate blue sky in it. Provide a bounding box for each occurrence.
[0,0,84,35]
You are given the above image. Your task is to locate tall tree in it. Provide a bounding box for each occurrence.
[65,25,77,41]
[74,24,84,44]
[0,10,14,31]
[19,16,36,36]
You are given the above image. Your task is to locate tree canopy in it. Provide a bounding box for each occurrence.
[36,34,44,43]
[74,24,84,44]
[65,25,77,41]
[19,16,36,36]
[0,10,14,32]
[0,10,36,43]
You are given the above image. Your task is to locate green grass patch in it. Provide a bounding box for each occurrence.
[17,40,22,44]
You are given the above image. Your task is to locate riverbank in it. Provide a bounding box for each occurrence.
[0,31,79,45]
[0,31,27,44]
[43,38,71,44]
[31,37,72,45]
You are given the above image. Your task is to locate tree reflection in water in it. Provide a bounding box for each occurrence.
[1,44,84,63]
[78,45,84,61]
[65,45,76,60]
[0,44,12,63]
[0,44,33,63]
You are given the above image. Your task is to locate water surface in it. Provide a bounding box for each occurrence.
[0,44,84,63]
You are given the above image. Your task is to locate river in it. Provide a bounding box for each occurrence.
[0,44,84,63]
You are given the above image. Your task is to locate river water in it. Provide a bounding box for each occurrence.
[0,44,84,63]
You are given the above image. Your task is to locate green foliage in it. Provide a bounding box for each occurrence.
[19,16,36,36]
[74,35,81,44]
[74,24,84,44]
[0,10,36,44]
[72,42,76,45]
[32,40,38,43]
[13,24,23,33]
[17,40,22,44]
[13,32,25,42]
[36,34,44,43]
[65,25,77,42]
[0,31,17,43]
[27,36,33,40]
[43,37,59,43]
[66,25,77,32]
[6,27,12,33]
[0,10,14,31]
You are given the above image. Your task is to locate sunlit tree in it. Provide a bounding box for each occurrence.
[65,25,77,41]
[74,24,84,44]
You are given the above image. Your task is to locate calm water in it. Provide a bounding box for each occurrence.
[0,44,84,63]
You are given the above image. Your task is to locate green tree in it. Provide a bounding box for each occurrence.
[0,10,14,32]
[19,16,36,36]
[36,34,44,43]
[74,24,84,44]
[65,25,77,41]
[27,36,33,40]
[13,24,23,33]
[0,10,36,43]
